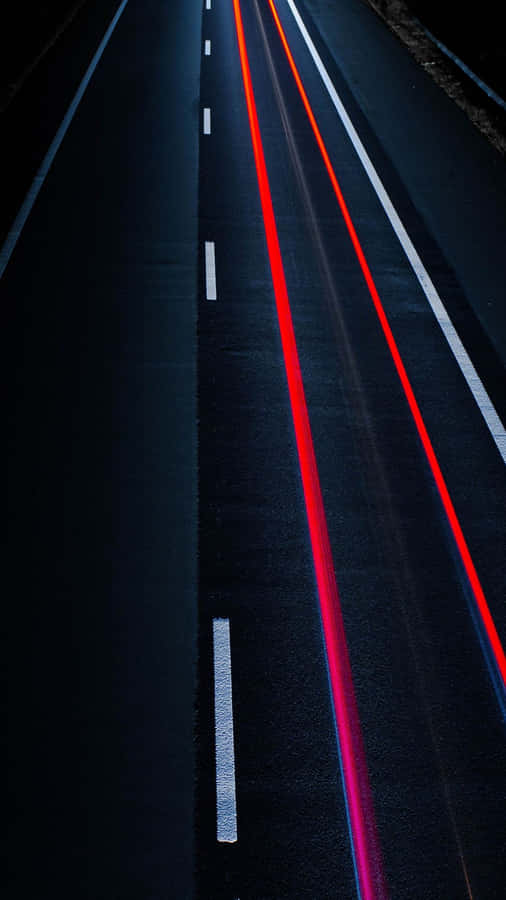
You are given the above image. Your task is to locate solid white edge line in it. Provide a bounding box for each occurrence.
[205,39,211,56]
[283,0,506,464]
[213,618,238,843]
[205,241,217,300]
[0,0,130,282]
[203,107,212,135]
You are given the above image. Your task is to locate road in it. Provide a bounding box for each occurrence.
[4,1,506,898]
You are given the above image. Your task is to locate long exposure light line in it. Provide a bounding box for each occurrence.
[231,1,387,897]
[267,0,506,694]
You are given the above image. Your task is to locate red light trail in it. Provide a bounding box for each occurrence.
[266,0,506,695]
[232,0,388,897]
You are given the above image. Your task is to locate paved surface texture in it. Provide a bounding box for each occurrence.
[4,1,506,897]
[5,0,199,895]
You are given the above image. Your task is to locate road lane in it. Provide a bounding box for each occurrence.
[5,1,200,896]
[258,0,506,891]
[197,3,355,896]
[265,0,506,691]
[266,0,506,699]
[197,0,506,897]
[233,0,388,894]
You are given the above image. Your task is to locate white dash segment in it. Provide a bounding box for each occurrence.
[206,0,211,9]
[203,107,211,135]
[285,0,506,465]
[205,39,211,56]
[213,618,238,843]
[205,241,217,300]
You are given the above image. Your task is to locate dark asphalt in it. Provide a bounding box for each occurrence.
[196,0,506,897]
[4,0,200,896]
[4,0,506,898]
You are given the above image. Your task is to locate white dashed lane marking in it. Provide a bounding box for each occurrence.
[213,618,238,843]
[205,241,217,300]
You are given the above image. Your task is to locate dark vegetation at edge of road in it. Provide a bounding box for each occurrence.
[0,1,88,111]
[0,0,505,146]
[409,0,504,99]
[376,0,505,98]
[366,0,506,155]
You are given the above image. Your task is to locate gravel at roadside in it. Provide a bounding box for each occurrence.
[365,0,506,155]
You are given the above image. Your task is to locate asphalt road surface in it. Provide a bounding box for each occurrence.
[4,1,506,898]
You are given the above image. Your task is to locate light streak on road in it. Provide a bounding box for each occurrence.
[232,0,388,896]
[267,0,506,700]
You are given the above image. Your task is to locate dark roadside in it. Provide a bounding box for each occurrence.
[407,0,505,98]
[0,0,121,249]
[0,1,88,112]
[365,0,506,156]
[5,0,200,895]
